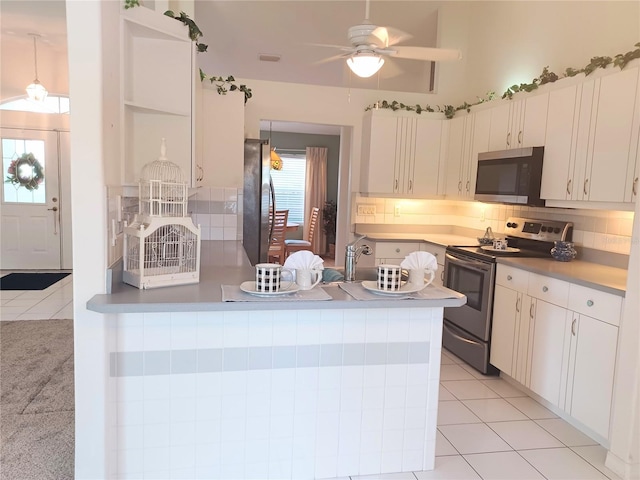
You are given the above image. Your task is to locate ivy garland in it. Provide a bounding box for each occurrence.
[366,42,640,119]
[5,153,45,191]
[123,1,253,104]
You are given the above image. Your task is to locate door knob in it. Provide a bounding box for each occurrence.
[48,206,58,212]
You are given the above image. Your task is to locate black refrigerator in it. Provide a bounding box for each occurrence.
[242,139,274,265]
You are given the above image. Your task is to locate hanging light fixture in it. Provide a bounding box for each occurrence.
[26,33,48,102]
[346,51,385,78]
[269,121,283,170]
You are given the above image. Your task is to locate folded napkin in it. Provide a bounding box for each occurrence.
[284,250,325,270]
[400,251,438,272]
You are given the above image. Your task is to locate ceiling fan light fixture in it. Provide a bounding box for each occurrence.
[346,52,385,78]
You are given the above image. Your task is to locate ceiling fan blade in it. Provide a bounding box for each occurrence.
[311,52,351,66]
[371,26,412,48]
[307,42,355,53]
[389,46,462,62]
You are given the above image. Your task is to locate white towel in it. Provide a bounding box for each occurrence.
[400,251,438,272]
[283,250,325,270]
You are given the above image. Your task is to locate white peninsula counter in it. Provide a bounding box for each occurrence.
[88,241,465,479]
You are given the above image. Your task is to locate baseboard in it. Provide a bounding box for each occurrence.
[605,450,640,480]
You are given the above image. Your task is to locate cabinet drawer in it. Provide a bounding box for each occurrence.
[375,242,421,260]
[568,284,622,326]
[495,264,529,291]
[528,273,570,307]
[420,244,446,265]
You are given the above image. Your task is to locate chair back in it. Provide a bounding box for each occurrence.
[306,207,320,243]
[268,209,289,263]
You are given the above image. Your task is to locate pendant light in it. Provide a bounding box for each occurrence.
[26,33,48,102]
[269,121,282,170]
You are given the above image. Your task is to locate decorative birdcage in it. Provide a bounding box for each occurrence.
[123,139,201,289]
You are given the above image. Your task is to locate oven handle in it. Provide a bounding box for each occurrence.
[445,252,493,273]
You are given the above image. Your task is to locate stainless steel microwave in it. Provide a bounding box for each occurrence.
[474,146,545,206]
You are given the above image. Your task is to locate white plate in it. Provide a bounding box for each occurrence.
[480,246,521,253]
[361,280,426,296]
[240,281,300,296]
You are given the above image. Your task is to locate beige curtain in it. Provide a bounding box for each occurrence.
[305,146,327,254]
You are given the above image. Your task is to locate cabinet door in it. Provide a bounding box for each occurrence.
[413,117,444,196]
[490,284,520,376]
[528,299,568,407]
[444,116,467,197]
[541,85,581,200]
[200,89,244,187]
[395,117,417,194]
[570,314,618,439]
[520,94,549,148]
[362,115,398,194]
[587,67,640,202]
[466,109,491,197]
[488,103,511,151]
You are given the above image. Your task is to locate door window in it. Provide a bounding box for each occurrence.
[2,138,47,204]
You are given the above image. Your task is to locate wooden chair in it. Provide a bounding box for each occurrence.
[268,209,289,264]
[285,207,320,258]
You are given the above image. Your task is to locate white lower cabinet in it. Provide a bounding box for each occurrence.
[491,264,622,441]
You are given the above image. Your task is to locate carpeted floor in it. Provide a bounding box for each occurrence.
[0,319,74,479]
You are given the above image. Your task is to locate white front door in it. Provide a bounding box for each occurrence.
[1,128,62,269]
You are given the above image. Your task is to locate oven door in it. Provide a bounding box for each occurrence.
[443,252,495,341]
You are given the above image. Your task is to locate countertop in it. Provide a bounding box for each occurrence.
[356,229,628,296]
[88,241,466,313]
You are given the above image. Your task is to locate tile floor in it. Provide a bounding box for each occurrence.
[0,272,622,479]
[0,271,73,320]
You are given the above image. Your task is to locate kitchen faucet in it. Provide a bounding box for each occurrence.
[344,235,372,282]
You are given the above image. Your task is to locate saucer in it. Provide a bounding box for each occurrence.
[361,280,426,296]
[239,281,300,296]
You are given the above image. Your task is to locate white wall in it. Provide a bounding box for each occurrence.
[441,1,640,105]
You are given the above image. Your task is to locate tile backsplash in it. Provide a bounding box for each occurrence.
[353,195,634,256]
[106,186,243,266]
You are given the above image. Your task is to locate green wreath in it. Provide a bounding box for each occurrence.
[4,153,45,191]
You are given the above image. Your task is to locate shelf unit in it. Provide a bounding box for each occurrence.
[121,7,196,186]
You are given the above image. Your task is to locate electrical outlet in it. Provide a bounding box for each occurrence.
[357,204,376,215]
[394,205,401,216]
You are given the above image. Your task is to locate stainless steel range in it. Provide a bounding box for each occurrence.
[442,216,573,374]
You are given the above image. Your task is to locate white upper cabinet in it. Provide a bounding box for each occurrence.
[361,111,445,197]
[445,109,491,199]
[586,66,639,202]
[488,94,549,151]
[541,64,640,204]
[198,89,245,188]
[121,7,196,186]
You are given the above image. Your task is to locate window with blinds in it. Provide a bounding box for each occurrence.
[270,153,306,224]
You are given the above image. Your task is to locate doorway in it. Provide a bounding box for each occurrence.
[1,127,68,269]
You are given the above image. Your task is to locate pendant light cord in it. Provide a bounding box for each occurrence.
[32,35,40,81]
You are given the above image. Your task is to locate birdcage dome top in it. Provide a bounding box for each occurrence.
[139,138,184,183]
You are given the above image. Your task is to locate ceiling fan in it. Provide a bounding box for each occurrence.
[314,0,462,78]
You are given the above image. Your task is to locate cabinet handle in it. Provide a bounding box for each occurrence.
[440,271,445,281]
[395,248,401,253]
[458,180,462,193]
[584,178,589,195]
[571,318,577,336]
[518,130,523,144]
[587,299,594,307]
[409,179,413,192]
[506,132,511,147]
[530,302,535,319]
[633,177,638,196]
[515,296,521,313]
[507,275,513,281]
[566,179,572,195]
[542,286,548,293]
[465,180,470,193]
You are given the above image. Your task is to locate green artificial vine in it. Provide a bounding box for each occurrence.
[122,2,252,103]
[366,42,640,118]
